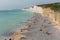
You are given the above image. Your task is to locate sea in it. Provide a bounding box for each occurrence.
[0,10,33,38]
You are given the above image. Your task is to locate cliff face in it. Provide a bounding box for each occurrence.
[42,7,60,29]
[22,6,43,13]
[23,3,60,29]
[37,2,60,29]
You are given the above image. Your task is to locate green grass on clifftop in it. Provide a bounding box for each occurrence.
[37,2,60,11]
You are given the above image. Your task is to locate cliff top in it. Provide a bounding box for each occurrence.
[37,2,60,11]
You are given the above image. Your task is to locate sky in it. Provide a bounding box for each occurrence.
[0,0,60,10]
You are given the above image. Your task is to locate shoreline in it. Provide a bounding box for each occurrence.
[3,12,59,40]
[8,13,36,40]
[0,9,34,40]
[0,12,35,40]
[1,6,60,40]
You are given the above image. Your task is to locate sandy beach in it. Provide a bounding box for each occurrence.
[3,6,60,40]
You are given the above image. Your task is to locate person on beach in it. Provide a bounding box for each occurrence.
[9,38,12,40]
[46,32,52,35]
[40,29,43,31]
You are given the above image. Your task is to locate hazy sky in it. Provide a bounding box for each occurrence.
[0,0,60,10]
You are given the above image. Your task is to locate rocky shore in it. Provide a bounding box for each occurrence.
[3,12,60,40]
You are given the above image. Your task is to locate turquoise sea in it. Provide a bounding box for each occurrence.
[0,10,33,37]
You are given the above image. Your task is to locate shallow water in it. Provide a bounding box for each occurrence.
[0,10,33,37]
